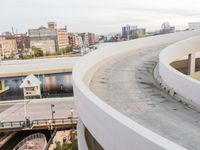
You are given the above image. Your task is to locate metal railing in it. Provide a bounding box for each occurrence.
[32,117,78,126]
[13,133,47,150]
[0,120,25,128]
[45,128,58,150]
[0,117,78,130]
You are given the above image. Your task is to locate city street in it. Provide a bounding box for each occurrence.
[0,97,76,122]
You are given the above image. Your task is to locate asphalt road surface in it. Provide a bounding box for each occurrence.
[0,97,76,122]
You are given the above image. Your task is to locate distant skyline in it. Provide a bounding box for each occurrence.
[0,0,200,34]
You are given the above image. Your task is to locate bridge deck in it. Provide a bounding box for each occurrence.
[0,56,80,78]
[0,97,76,122]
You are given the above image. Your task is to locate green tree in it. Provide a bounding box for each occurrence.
[60,46,73,54]
[19,54,33,59]
[45,51,51,56]
[132,32,139,39]
[54,141,62,150]
[31,46,44,57]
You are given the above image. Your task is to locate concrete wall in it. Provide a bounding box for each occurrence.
[30,40,56,54]
[73,30,200,150]
[159,35,200,110]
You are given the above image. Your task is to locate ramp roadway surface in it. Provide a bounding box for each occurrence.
[90,45,200,150]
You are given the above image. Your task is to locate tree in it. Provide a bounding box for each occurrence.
[132,32,139,39]
[31,46,44,57]
[54,141,62,150]
[60,46,72,55]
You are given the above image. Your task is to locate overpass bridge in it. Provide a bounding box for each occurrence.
[0,56,80,93]
[0,117,77,132]
[0,56,79,78]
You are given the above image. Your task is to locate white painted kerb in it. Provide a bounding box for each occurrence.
[73,30,200,150]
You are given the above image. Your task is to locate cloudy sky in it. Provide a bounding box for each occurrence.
[0,0,199,34]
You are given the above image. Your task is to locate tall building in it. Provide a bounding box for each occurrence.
[160,22,175,34]
[57,27,69,50]
[122,25,145,40]
[0,36,17,58]
[122,25,137,40]
[15,34,30,51]
[68,33,83,49]
[80,33,89,47]
[88,33,95,45]
[28,22,69,53]
[78,34,83,48]
[189,22,200,30]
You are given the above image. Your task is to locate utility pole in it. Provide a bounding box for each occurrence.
[24,96,30,128]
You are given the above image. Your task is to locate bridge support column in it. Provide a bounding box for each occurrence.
[188,53,196,75]
[0,80,8,94]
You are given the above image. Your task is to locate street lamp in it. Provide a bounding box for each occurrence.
[48,120,53,137]
[51,104,55,123]
[70,108,74,128]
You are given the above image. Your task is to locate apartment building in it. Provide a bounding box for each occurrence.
[57,27,69,50]
[189,22,200,30]
[0,36,17,58]
[88,33,95,45]
[68,33,83,49]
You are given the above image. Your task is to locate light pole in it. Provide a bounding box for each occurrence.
[48,120,53,137]
[51,104,55,123]
[70,108,74,128]
[23,95,29,127]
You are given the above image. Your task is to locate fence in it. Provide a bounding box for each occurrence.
[0,117,78,131]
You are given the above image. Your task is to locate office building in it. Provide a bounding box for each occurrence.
[189,22,200,30]
[122,25,146,40]
[28,22,69,53]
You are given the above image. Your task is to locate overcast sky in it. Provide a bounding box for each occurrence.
[0,0,200,34]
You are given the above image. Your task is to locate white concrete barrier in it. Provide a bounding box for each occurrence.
[73,30,200,150]
[159,35,200,110]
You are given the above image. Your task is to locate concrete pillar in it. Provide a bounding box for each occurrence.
[188,53,196,75]
[0,80,5,90]
[0,80,8,94]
